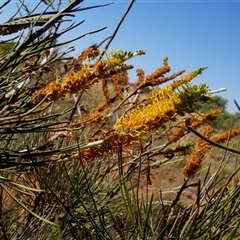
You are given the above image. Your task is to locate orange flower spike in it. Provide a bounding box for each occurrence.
[61,64,92,93]
[145,64,170,82]
[143,57,171,86]
[183,126,240,178]
[210,128,240,144]
[93,102,109,113]
[183,126,213,177]
[135,68,145,88]
[183,108,221,129]
[111,74,123,99]
[33,81,62,102]
[204,108,222,117]
[78,44,100,62]
[168,128,186,143]
[111,72,129,100]
[74,133,138,162]
[102,78,110,102]
[121,70,130,86]
[72,111,108,128]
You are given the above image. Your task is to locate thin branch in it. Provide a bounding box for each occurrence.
[188,126,240,154]
[234,99,240,112]
[0,0,10,11]
[9,1,24,21]
[98,0,136,61]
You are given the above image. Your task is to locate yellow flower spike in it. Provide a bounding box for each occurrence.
[170,67,207,91]
[115,86,180,137]
[115,68,209,138]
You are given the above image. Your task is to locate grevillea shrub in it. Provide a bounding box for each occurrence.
[0,1,239,239]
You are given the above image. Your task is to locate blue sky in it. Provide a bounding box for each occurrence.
[1,1,240,113]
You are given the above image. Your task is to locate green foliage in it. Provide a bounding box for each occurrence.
[193,95,240,130]
[211,111,240,130]
[0,42,18,55]
[194,95,228,112]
